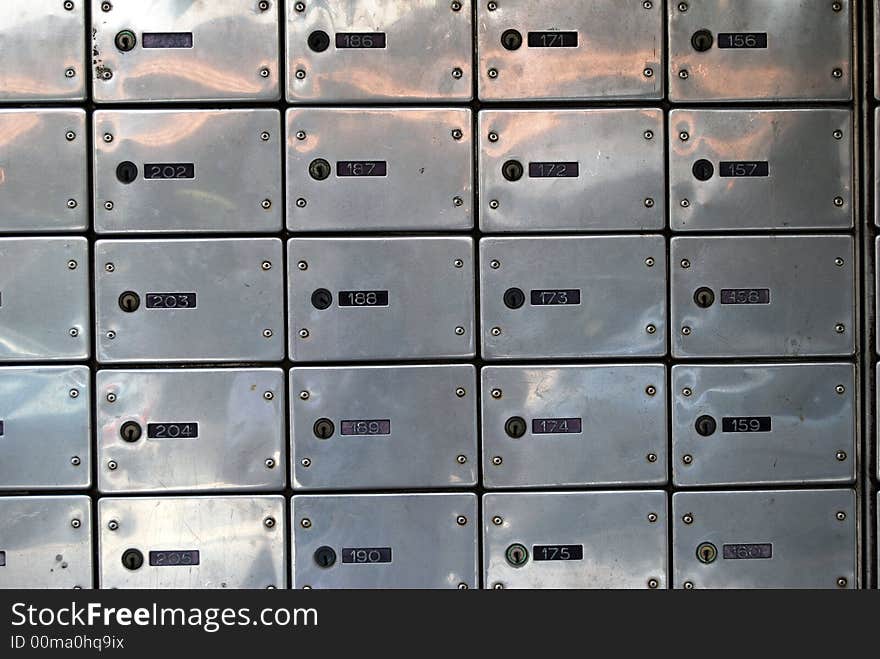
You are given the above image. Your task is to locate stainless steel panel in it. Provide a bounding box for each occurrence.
[97,369,285,493]
[673,489,856,589]
[0,1,85,101]
[481,365,667,488]
[0,109,88,233]
[94,110,283,234]
[92,0,280,103]
[480,236,666,359]
[286,0,472,103]
[99,496,286,589]
[477,0,663,101]
[670,109,853,232]
[289,238,475,361]
[672,363,855,487]
[668,0,852,102]
[292,493,478,589]
[0,367,90,491]
[671,236,854,358]
[291,365,477,490]
[0,496,92,590]
[479,109,664,233]
[95,239,284,363]
[286,108,473,232]
[0,238,90,362]
[483,491,667,589]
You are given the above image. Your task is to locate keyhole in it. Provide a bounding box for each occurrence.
[308,30,330,52]
[693,287,715,308]
[696,542,718,564]
[313,418,335,439]
[116,161,139,184]
[309,158,331,181]
[311,288,333,310]
[120,421,142,443]
[695,415,717,437]
[503,287,525,309]
[314,546,337,568]
[502,160,524,182]
[115,30,137,52]
[505,416,527,439]
[501,29,523,51]
[121,548,143,570]
[505,543,528,567]
[692,159,714,181]
[691,29,714,52]
[118,291,140,313]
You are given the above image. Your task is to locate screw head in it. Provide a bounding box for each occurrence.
[108,460,118,471]
[644,130,654,140]
[297,260,308,271]
[836,385,846,395]
[682,387,693,397]
[648,579,659,589]
[645,386,656,396]
[261,199,272,209]
[69,328,79,337]
[491,388,502,399]
[455,326,466,336]
[258,0,270,10]
[681,326,692,336]
[454,259,464,268]
[835,257,845,266]
[833,129,843,140]
[71,518,81,528]
[490,259,501,270]
[684,581,694,589]
[836,511,847,521]
[264,517,276,529]
[67,260,78,269]
[682,454,694,465]
[680,259,691,269]
[456,455,467,464]
[837,577,847,588]
[104,201,114,211]
[832,1,842,10]
[70,456,81,466]
[263,391,275,401]
[263,329,274,338]
[678,2,688,11]
[299,391,310,400]
[643,0,653,7]
[451,128,463,140]
[646,324,657,335]
[679,69,690,79]
[836,450,847,461]
[682,513,694,524]
[294,1,305,11]
[679,131,690,141]
[301,518,312,528]
[488,132,499,143]
[265,458,276,469]
[67,199,77,209]
[835,324,846,334]
[490,327,502,337]
[455,387,466,397]
[644,198,655,208]
[105,263,115,272]
[645,257,655,267]
[296,131,307,141]
[832,68,843,79]
[453,196,464,207]
[103,133,114,143]
[106,331,117,340]
[69,388,79,398]
[643,68,653,78]
[295,69,307,79]
[452,67,464,79]
[646,453,657,463]
[487,68,498,79]
[451,0,462,10]
[488,1,498,9]
[492,516,503,526]
[492,456,503,465]
[64,0,75,9]
[261,260,272,271]
[647,513,658,523]
[65,68,76,78]
[65,131,76,141]
[106,393,117,403]
[108,520,119,531]
[260,67,271,78]
[680,198,691,208]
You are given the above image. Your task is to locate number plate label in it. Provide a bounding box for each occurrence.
[338,291,389,307]
[720,289,770,305]
[719,161,769,178]
[146,293,197,309]
[340,420,391,436]
[717,33,767,49]
[531,418,582,435]
[529,162,579,178]
[142,33,194,49]
[530,289,581,306]
[337,161,387,177]
[149,550,200,566]
[527,31,578,48]
[722,543,772,560]
[335,33,386,49]
[533,545,584,561]
[722,417,771,433]
[0,551,5,567]
[342,547,392,564]
[147,422,199,439]
[144,163,195,180]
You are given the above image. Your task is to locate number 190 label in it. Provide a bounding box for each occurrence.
[342,547,392,564]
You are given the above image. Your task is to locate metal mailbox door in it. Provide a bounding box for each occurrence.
[291,365,477,490]
[672,363,855,487]
[99,496,286,589]
[668,0,852,102]
[94,110,282,234]
[0,367,90,491]
[92,0,280,102]
[95,239,284,363]
[286,108,473,232]
[0,1,85,101]
[671,236,854,358]
[673,489,856,589]
[478,109,664,233]
[286,0,472,103]
[670,109,853,232]
[480,236,666,359]
[477,0,663,101]
[0,110,88,232]
[0,238,90,362]
[0,496,92,589]
[97,369,285,494]
[483,492,668,589]
[481,365,667,488]
[289,238,475,361]
[292,494,478,589]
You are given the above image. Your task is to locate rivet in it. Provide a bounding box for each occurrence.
[491,388,503,399]
[67,260,78,269]
[487,68,498,79]
[294,1,305,11]
[453,196,464,207]
[682,513,694,524]
[645,257,655,267]
[835,257,845,266]
[836,450,847,461]
[832,68,843,79]
[65,131,76,141]
[70,518,81,528]
[64,0,75,9]
[679,69,690,79]
[70,456,81,466]
[489,199,500,209]
[261,260,272,270]
[680,199,691,208]
[261,199,272,209]
[457,583,468,590]
[682,454,694,465]
[644,198,655,208]
[490,327,502,337]
[679,131,690,141]
[261,131,270,141]
[264,517,276,528]
[647,513,658,523]
[453,68,464,79]
[108,520,119,531]
[835,385,846,395]
[645,386,657,396]
[295,69,307,80]
[297,260,308,270]
[678,2,688,11]
[104,201,114,210]
[296,198,307,208]
[296,131,307,140]
[299,328,309,338]
[646,453,657,463]
[455,387,466,397]
[684,581,694,589]
[835,324,846,334]
[681,326,692,336]
[263,329,274,338]
[260,68,271,78]
[454,258,464,268]
[108,460,118,470]
[67,199,77,209]
[488,132,500,143]
[265,458,276,469]
[833,129,843,140]
[103,133,113,143]
[492,456,503,465]
[456,455,467,464]
[258,0,270,10]
[836,511,847,521]
[644,130,654,140]
[451,0,462,10]
[643,68,654,78]
[832,1,842,11]
[455,326,466,336]
[490,259,501,269]
[837,577,847,588]
[648,579,659,589]
[102,70,113,80]
[833,196,845,207]
[451,128,463,140]
[299,391,310,400]
[105,263,116,272]
[492,516,503,526]
[488,1,498,10]
[263,391,275,400]
[643,0,653,7]
[680,259,691,269]
[69,388,79,398]
[106,393,117,403]
[69,328,80,337]
[106,331,116,340]
[301,518,312,528]
[646,324,656,334]
[682,387,693,397]
[65,68,76,78]
[493,583,504,589]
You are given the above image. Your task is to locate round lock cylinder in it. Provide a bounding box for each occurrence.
[309,159,332,181]
[120,421,143,443]
[121,549,144,571]
[503,287,525,309]
[505,416,527,439]
[311,288,333,310]
[501,29,523,51]
[115,30,137,52]
[693,287,715,308]
[118,291,140,312]
[505,543,529,567]
[313,418,335,440]
[116,161,139,184]
[695,415,717,437]
[502,160,524,182]
[308,30,331,52]
[696,542,718,564]
[692,159,714,181]
[314,546,337,568]
[691,29,714,52]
